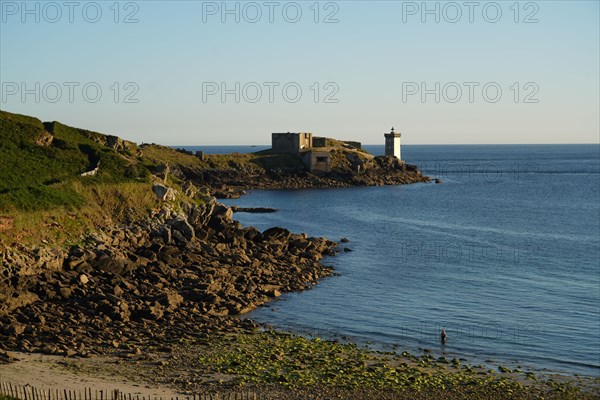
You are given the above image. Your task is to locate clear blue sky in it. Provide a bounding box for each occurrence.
[1,1,599,145]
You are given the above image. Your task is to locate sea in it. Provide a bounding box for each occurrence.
[182,144,600,377]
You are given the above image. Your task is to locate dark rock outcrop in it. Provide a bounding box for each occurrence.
[0,199,338,358]
[177,154,430,199]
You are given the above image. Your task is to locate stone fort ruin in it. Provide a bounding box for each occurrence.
[271,132,330,172]
[271,129,401,172]
[271,132,313,154]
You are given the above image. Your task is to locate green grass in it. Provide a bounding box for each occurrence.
[140,144,307,175]
[0,110,273,243]
[0,110,165,244]
[0,111,149,212]
[0,109,375,243]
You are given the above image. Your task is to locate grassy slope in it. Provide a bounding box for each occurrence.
[0,111,150,210]
[0,110,388,244]
[0,112,85,210]
[0,111,310,244]
[0,111,156,244]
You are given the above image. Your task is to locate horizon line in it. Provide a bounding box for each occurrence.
[167,143,600,147]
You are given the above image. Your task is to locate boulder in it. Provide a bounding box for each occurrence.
[153,163,170,182]
[212,202,232,217]
[159,290,184,310]
[181,181,198,198]
[152,184,176,201]
[34,131,54,146]
[150,224,172,244]
[167,218,195,241]
[262,227,291,242]
[105,135,129,151]
[8,322,26,336]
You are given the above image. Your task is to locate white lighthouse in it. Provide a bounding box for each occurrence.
[384,127,401,160]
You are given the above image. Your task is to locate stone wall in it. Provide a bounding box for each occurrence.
[303,151,331,173]
[272,133,312,154]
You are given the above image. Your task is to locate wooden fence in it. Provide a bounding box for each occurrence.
[0,383,267,400]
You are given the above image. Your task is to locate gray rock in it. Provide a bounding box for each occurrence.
[152,184,176,201]
[154,163,170,182]
[212,204,233,222]
[167,218,195,241]
[150,224,172,244]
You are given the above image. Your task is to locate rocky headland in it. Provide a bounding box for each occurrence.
[146,145,430,199]
[0,197,338,358]
[0,110,421,359]
[2,111,596,399]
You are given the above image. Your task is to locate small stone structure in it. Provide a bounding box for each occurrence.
[272,132,330,172]
[271,132,313,154]
[270,131,386,173]
[303,151,331,172]
[384,127,401,160]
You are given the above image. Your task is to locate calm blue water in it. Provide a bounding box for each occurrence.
[192,144,600,376]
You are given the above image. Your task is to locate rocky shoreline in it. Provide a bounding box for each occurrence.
[3,111,597,398]
[178,154,430,199]
[2,183,599,399]
[0,197,339,358]
[0,117,429,367]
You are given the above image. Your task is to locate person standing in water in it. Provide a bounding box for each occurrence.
[441,329,448,344]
